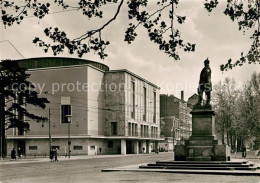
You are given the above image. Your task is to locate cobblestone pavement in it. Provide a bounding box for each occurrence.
[1,152,260,183]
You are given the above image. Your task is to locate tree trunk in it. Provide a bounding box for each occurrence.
[222,120,225,144]
[0,84,5,159]
[227,131,230,146]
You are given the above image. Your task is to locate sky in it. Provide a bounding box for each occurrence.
[0,0,259,100]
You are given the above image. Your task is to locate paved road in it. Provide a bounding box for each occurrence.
[1,153,260,183]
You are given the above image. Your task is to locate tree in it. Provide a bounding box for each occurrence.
[239,72,260,136]
[212,78,240,149]
[0,60,49,157]
[212,73,260,151]
[1,0,259,70]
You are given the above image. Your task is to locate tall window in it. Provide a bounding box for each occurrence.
[61,105,71,123]
[131,81,135,119]
[143,87,147,121]
[153,91,156,123]
[111,122,117,135]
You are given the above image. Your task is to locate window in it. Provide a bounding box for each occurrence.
[153,91,156,123]
[128,123,131,136]
[29,146,37,150]
[141,125,143,137]
[131,81,135,119]
[74,146,83,150]
[61,105,71,123]
[108,141,113,148]
[111,122,117,135]
[90,146,95,150]
[143,87,147,121]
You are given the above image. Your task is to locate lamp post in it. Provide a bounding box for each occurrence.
[66,115,72,158]
[48,108,51,159]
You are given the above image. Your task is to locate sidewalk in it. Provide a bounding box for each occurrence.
[0,152,170,165]
[231,150,260,159]
[1,151,259,165]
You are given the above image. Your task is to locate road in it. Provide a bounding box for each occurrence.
[1,153,260,183]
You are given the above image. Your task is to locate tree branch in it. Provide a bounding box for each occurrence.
[73,0,124,41]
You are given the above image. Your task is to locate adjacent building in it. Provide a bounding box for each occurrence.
[6,57,162,156]
[160,91,192,146]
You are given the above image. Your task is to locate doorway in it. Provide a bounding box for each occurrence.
[126,140,133,154]
[17,140,26,155]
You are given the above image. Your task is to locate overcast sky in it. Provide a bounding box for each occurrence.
[0,0,258,100]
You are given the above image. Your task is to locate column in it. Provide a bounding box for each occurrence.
[121,139,126,155]
[133,140,139,154]
[146,140,151,153]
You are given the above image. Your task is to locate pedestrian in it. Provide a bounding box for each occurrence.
[50,149,54,162]
[18,147,22,159]
[242,146,247,157]
[11,148,16,160]
[54,148,58,161]
[99,147,102,154]
[142,147,145,153]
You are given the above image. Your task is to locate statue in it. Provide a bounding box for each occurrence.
[197,58,212,106]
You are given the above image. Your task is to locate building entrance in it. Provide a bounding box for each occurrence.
[17,140,26,155]
[126,140,133,154]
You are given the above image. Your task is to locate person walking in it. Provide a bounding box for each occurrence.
[11,148,16,161]
[17,147,22,159]
[54,148,58,161]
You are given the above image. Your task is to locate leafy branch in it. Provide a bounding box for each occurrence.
[1,0,50,26]
[204,0,260,71]
[125,0,195,60]
[33,0,123,59]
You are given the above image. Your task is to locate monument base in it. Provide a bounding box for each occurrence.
[174,106,231,161]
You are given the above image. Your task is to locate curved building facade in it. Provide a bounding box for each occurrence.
[6,57,162,156]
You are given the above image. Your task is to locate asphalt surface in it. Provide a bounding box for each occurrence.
[1,152,260,183]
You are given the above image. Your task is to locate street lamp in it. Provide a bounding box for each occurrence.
[66,115,72,158]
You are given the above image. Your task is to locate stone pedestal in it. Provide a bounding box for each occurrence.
[174,106,231,161]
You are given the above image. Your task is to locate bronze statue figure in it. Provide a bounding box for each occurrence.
[197,58,212,106]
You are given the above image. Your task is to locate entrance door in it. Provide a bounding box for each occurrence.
[126,140,133,154]
[17,140,26,155]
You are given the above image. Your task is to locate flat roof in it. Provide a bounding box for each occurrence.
[15,57,109,72]
[107,69,160,89]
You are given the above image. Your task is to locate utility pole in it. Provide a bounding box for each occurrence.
[49,108,52,158]
[66,115,72,159]
[68,121,71,158]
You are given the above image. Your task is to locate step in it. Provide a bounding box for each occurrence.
[187,156,211,161]
[156,160,248,165]
[139,165,257,171]
[147,163,251,167]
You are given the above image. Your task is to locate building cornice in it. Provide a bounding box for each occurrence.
[106,69,160,89]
